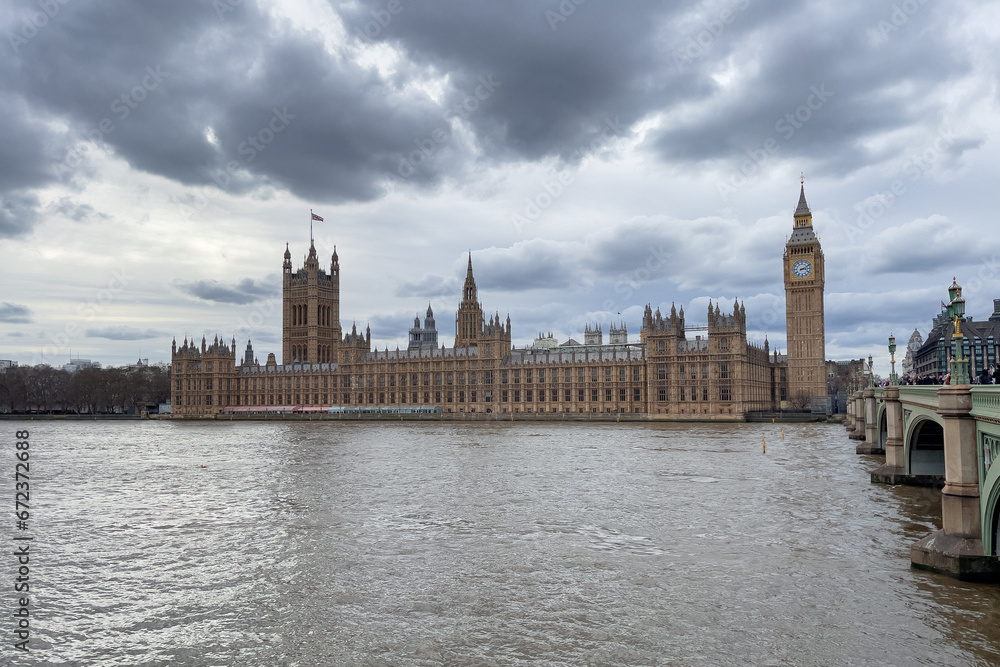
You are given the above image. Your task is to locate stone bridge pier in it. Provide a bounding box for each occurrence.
[857,387,883,455]
[871,386,904,482]
[848,390,865,441]
[910,386,1000,581]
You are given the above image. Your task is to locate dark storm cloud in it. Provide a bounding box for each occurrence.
[340,0,979,180]
[0,303,32,323]
[650,1,973,177]
[338,0,679,164]
[0,0,985,239]
[3,0,452,221]
[0,192,41,238]
[86,325,170,340]
[0,91,63,236]
[174,277,277,304]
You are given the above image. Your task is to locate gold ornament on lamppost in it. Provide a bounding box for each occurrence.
[946,277,970,385]
[888,333,898,386]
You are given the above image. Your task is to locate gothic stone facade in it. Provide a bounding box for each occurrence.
[170,188,832,419]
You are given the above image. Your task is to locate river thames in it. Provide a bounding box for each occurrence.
[7,420,1000,665]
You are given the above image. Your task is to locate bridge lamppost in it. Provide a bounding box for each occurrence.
[867,354,875,389]
[946,278,970,385]
[888,334,898,386]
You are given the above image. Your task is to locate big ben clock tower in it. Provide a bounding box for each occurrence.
[783,175,827,408]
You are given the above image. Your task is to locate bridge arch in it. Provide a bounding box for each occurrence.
[979,428,1000,556]
[905,415,945,476]
[877,402,887,451]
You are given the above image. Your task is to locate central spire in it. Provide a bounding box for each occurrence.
[795,173,811,218]
[463,252,477,302]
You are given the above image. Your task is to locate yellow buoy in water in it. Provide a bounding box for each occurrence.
[201,464,207,468]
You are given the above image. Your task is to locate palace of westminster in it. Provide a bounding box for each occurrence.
[170,183,828,418]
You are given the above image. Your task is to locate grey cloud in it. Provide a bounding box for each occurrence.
[394,274,460,299]
[4,0,453,212]
[48,196,110,222]
[1,0,986,236]
[174,277,278,304]
[0,192,40,238]
[0,303,33,323]
[86,326,169,340]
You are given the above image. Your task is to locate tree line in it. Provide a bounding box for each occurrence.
[0,364,170,414]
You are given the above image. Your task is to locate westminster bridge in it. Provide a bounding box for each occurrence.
[845,384,1000,581]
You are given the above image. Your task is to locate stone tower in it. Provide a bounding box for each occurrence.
[455,253,484,347]
[453,253,512,355]
[783,176,827,405]
[282,240,341,364]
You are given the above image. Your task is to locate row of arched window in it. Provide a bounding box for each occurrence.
[290,304,334,327]
[290,344,334,363]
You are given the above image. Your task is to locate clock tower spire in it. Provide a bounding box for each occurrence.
[783,175,827,410]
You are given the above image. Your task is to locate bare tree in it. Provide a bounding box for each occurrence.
[787,391,812,411]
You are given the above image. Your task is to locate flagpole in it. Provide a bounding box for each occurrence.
[310,209,313,244]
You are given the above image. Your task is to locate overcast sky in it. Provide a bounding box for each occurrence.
[1,0,997,376]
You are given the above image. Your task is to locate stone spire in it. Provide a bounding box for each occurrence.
[795,172,811,217]
[462,252,477,303]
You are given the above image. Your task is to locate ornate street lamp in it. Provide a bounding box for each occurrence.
[888,334,898,386]
[946,278,970,385]
[868,354,875,388]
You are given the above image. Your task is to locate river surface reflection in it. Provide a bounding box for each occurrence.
[15,421,1000,665]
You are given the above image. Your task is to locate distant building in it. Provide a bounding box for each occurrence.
[913,293,1000,380]
[901,328,923,378]
[0,360,17,372]
[408,305,439,351]
[62,358,100,373]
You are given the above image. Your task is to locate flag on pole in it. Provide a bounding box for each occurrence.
[311,212,324,221]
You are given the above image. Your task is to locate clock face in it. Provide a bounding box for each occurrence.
[792,259,813,278]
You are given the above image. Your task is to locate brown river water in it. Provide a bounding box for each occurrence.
[8,420,1000,665]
